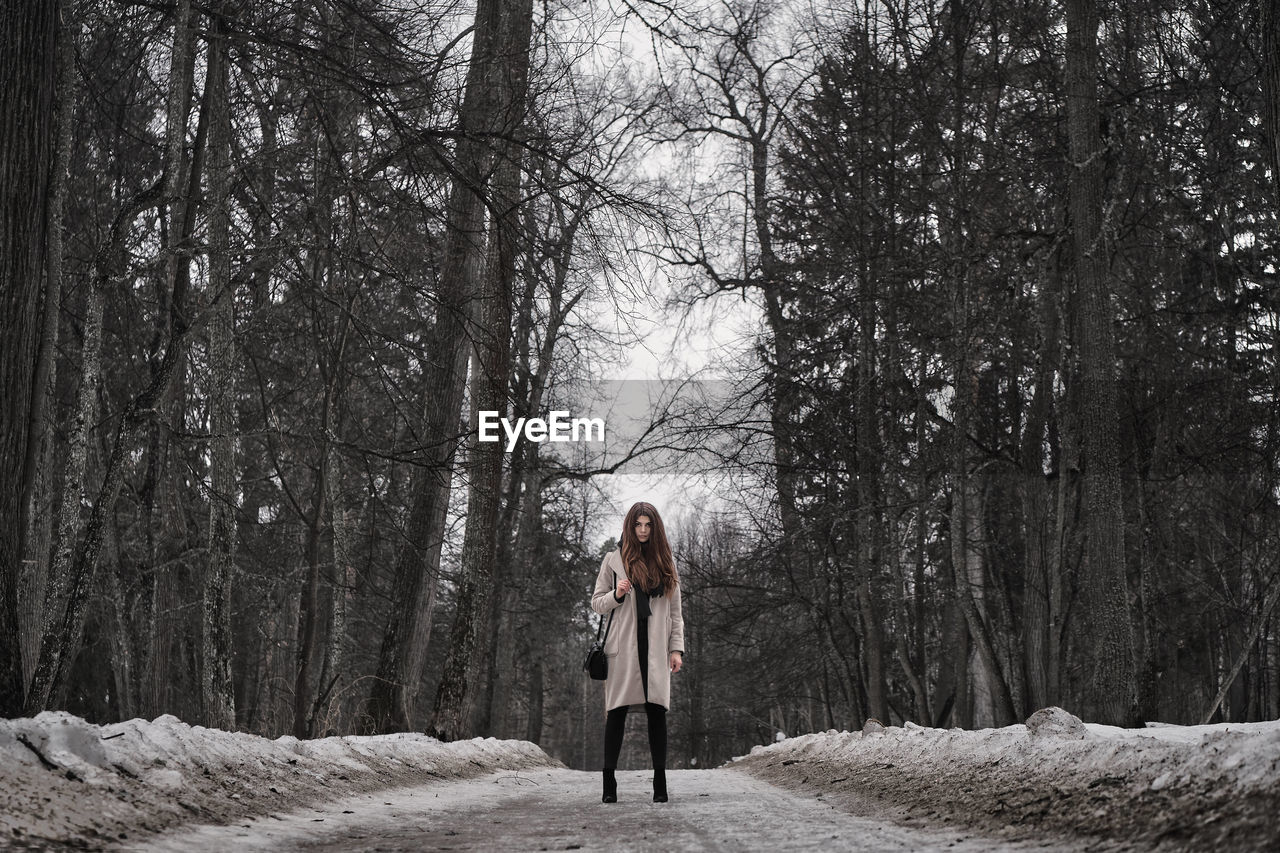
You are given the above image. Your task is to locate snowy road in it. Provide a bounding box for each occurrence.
[128,768,1069,852]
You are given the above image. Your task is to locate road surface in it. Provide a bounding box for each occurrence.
[128,768,1074,852]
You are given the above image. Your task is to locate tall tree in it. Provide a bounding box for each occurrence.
[19,8,77,695]
[202,2,236,729]
[1064,0,1138,726]
[0,0,60,716]
[29,0,200,713]
[362,0,513,735]
[427,0,536,742]
[1262,0,1280,212]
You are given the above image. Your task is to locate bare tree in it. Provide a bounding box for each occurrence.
[28,0,202,713]
[427,0,537,742]
[362,0,512,735]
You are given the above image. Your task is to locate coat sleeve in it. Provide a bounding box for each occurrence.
[668,572,685,655]
[591,552,623,615]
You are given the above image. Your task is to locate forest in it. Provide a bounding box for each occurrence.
[1,0,1279,772]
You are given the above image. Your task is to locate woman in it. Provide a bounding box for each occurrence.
[590,501,685,803]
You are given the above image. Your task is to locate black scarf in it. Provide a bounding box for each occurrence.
[634,580,663,620]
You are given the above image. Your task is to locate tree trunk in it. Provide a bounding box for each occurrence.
[1021,259,1063,712]
[319,437,352,733]
[1065,0,1138,727]
[18,13,75,695]
[202,7,236,730]
[31,256,105,711]
[306,299,356,738]
[294,470,326,738]
[524,654,543,744]
[428,0,534,741]
[474,247,540,739]
[1051,371,1080,707]
[143,0,197,718]
[1261,1,1280,212]
[854,247,889,725]
[0,0,59,716]
[483,194,582,736]
[956,473,1003,726]
[949,335,1017,726]
[106,508,137,720]
[934,597,969,727]
[755,140,802,593]
[30,0,202,713]
[427,342,510,741]
[364,0,513,735]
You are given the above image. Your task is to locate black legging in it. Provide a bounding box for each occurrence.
[603,703,667,771]
[603,616,667,770]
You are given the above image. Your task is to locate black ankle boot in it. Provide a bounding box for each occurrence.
[652,768,667,802]
[602,769,617,803]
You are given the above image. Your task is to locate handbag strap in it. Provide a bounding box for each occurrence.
[596,570,616,642]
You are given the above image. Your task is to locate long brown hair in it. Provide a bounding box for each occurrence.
[620,501,678,593]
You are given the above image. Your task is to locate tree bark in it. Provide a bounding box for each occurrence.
[106,509,138,720]
[18,12,75,695]
[30,0,202,712]
[427,342,508,741]
[363,0,513,735]
[1021,259,1063,712]
[482,182,584,737]
[949,293,1017,726]
[1261,1,1280,212]
[202,6,236,730]
[1064,0,1138,726]
[32,254,105,711]
[427,0,534,741]
[302,294,356,737]
[318,434,351,733]
[854,238,888,725]
[0,0,59,716]
[525,654,543,743]
[143,0,197,718]
[294,469,326,738]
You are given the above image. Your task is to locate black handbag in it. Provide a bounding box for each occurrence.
[584,573,616,680]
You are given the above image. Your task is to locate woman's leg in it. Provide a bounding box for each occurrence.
[644,702,667,768]
[602,706,628,803]
[645,702,668,802]
[603,706,628,769]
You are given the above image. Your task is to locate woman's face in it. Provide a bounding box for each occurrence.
[634,514,652,544]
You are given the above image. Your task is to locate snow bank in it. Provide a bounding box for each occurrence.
[729,707,1280,850]
[0,712,559,850]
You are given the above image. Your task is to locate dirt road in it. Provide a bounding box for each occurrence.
[127,768,1073,852]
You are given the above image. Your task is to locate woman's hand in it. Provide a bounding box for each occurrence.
[616,578,632,598]
[669,652,683,673]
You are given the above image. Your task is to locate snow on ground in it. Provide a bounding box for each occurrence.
[3,707,1278,850]
[0,711,558,850]
[730,707,1280,851]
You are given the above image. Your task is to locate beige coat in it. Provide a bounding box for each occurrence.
[590,549,685,711]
